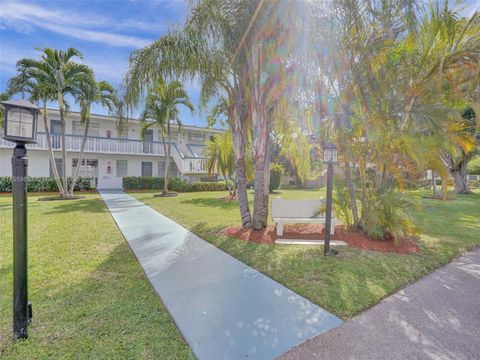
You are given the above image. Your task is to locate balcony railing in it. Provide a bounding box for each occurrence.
[172,143,207,174]
[0,133,210,175]
[0,132,167,156]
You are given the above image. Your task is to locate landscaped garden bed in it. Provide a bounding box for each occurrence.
[222,224,420,254]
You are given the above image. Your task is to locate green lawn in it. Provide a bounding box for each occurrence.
[1,188,478,358]
[131,188,480,319]
[0,193,192,359]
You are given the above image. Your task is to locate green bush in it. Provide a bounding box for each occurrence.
[269,163,284,192]
[467,156,480,175]
[122,176,229,192]
[0,177,96,192]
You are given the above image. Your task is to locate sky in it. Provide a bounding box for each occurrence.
[0,0,207,126]
[0,0,479,127]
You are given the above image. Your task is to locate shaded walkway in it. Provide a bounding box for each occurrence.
[99,190,342,360]
[281,247,480,360]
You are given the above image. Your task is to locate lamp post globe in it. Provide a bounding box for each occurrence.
[1,99,40,340]
[322,143,338,256]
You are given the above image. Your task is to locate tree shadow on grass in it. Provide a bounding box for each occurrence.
[43,198,108,215]
[181,197,239,209]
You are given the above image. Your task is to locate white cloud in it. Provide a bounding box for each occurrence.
[37,22,150,48]
[0,1,156,48]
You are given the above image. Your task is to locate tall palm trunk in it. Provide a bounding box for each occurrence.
[69,116,90,196]
[164,123,171,195]
[42,100,64,194]
[58,92,68,197]
[232,94,252,228]
[252,107,270,230]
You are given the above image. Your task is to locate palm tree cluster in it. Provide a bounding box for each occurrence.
[123,0,478,238]
[307,0,480,239]
[6,48,121,198]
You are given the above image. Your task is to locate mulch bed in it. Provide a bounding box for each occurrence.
[222,224,420,254]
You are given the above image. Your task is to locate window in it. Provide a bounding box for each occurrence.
[72,158,98,177]
[50,158,63,177]
[116,160,128,177]
[158,160,178,177]
[72,121,99,137]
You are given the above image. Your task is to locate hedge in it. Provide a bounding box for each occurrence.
[122,176,229,192]
[0,176,96,192]
[269,163,284,192]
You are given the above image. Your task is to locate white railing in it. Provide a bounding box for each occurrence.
[0,133,166,156]
[172,144,207,174]
[1,133,210,175]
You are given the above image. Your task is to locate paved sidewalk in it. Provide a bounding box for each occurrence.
[99,190,342,360]
[281,247,480,360]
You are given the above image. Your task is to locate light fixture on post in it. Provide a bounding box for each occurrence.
[322,142,338,256]
[1,99,40,340]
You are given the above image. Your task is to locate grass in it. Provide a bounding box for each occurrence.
[0,193,192,359]
[131,188,480,319]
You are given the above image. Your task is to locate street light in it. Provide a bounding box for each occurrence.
[1,99,40,340]
[323,143,338,256]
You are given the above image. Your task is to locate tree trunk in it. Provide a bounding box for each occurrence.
[431,171,437,198]
[252,107,270,231]
[69,116,90,196]
[232,95,252,228]
[451,161,472,194]
[344,162,359,224]
[58,93,68,198]
[223,173,232,196]
[42,101,64,195]
[164,123,171,195]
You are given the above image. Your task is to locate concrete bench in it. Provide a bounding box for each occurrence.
[272,198,336,236]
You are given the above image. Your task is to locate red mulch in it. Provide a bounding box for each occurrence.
[222,224,420,254]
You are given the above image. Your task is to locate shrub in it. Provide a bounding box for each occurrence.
[0,177,96,192]
[467,156,480,175]
[269,163,284,192]
[122,176,229,192]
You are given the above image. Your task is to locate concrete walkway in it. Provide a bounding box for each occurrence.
[99,190,342,360]
[281,247,480,360]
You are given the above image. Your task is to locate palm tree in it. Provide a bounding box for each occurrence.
[15,48,93,198]
[69,79,118,196]
[139,78,193,195]
[123,0,260,228]
[205,131,235,197]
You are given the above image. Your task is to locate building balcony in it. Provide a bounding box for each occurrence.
[0,132,169,156]
[0,133,209,175]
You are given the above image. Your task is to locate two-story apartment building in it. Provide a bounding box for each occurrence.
[0,109,223,189]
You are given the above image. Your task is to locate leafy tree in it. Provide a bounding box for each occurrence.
[139,78,193,195]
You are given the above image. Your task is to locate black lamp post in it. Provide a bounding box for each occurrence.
[323,143,338,256]
[1,99,40,339]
